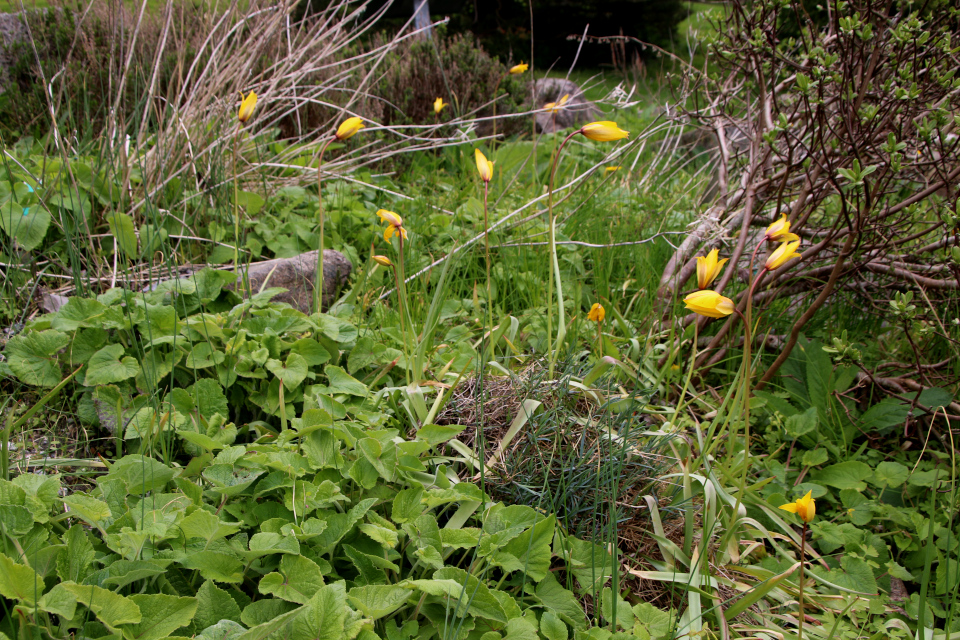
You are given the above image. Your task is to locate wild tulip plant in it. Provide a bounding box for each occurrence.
[545,121,629,379]
[234,91,257,291]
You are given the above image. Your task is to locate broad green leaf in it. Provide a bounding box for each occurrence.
[439,528,481,550]
[288,583,348,640]
[391,487,424,524]
[503,616,538,640]
[84,344,140,386]
[122,594,197,640]
[858,399,911,433]
[359,522,399,548]
[425,567,508,623]
[800,448,829,467]
[812,460,873,491]
[322,366,368,396]
[194,581,243,632]
[5,330,69,387]
[0,504,35,535]
[415,423,466,445]
[600,587,634,630]
[290,338,330,367]
[784,406,818,438]
[51,297,111,331]
[197,620,246,640]
[202,465,263,497]
[241,599,298,628]
[107,212,138,258]
[494,515,555,581]
[540,611,567,640]
[180,508,241,543]
[0,197,51,250]
[59,525,95,583]
[109,455,175,495]
[248,532,300,556]
[185,344,226,369]
[632,602,673,638]
[102,560,167,589]
[886,561,914,581]
[0,552,44,604]
[179,551,244,583]
[62,495,112,529]
[139,223,169,256]
[873,461,909,488]
[186,378,229,420]
[191,268,237,305]
[61,581,142,627]
[258,554,325,604]
[38,583,77,619]
[534,572,586,630]
[266,353,309,391]
[347,585,410,620]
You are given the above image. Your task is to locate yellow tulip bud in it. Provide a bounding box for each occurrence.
[683,290,735,319]
[779,490,816,523]
[433,97,447,115]
[335,116,365,140]
[764,239,802,271]
[475,149,494,183]
[372,255,393,267]
[696,248,728,290]
[587,303,605,323]
[580,121,629,142]
[509,62,529,74]
[238,91,258,123]
[605,166,621,173]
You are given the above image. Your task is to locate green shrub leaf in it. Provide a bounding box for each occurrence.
[5,329,69,387]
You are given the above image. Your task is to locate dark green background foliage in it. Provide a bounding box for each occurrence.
[300,0,686,67]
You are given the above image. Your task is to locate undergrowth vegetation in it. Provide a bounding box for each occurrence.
[0,0,958,639]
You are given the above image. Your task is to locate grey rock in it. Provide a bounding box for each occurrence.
[0,13,27,94]
[40,292,69,314]
[231,249,352,313]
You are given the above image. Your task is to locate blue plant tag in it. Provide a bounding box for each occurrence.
[23,182,34,216]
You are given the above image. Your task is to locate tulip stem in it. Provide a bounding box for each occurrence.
[390,263,412,385]
[546,129,580,379]
[233,123,247,294]
[315,136,335,313]
[799,522,807,639]
[397,233,413,384]
[483,182,493,343]
[596,322,603,359]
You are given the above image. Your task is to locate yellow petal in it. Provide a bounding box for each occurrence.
[238,91,258,123]
[765,213,791,240]
[384,226,395,242]
[779,503,800,513]
[372,255,393,267]
[684,290,735,319]
[335,116,365,140]
[509,62,528,74]
[765,239,802,271]
[580,121,629,142]
[475,149,493,182]
[377,209,403,227]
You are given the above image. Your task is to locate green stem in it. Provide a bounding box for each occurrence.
[546,129,580,379]
[392,265,411,385]
[483,182,493,339]
[315,136,335,313]
[397,233,413,384]
[799,522,806,639]
[233,123,244,290]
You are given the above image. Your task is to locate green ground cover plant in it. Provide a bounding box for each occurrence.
[0,0,958,638]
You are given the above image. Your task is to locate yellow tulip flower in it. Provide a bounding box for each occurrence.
[543,94,569,114]
[580,121,629,142]
[433,97,447,115]
[696,248,728,290]
[764,239,802,271]
[605,166,621,173]
[587,303,605,323]
[372,255,393,267]
[779,490,816,523]
[377,209,408,242]
[509,62,529,74]
[475,149,494,183]
[238,91,258,123]
[683,290,735,319]
[764,213,800,242]
[335,116,365,141]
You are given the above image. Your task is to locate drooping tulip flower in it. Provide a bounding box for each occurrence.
[238,91,258,123]
[779,490,816,523]
[433,97,447,115]
[377,209,408,242]
[372,255,393,267]
[580,121,629,142]
[696,248,728,290]
[587,303,605,323]
[335,116,365,141]
[543,94,570,114]
[509,62,529,74]
[683,290,735,319]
